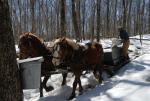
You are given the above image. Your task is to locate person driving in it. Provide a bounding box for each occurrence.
[118,27,130,61]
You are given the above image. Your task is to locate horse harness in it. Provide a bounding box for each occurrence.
[53,44,84,71]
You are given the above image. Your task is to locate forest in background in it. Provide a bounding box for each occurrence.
[8,0,150,42]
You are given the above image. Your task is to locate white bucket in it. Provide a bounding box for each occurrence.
[112,46,122,65]
[17,57,43,89]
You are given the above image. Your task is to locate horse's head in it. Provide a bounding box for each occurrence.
[18,32,50,59]
[52,37,79,66]
[19,33,35,59]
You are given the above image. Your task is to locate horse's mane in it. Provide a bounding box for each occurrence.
[21,32,42,43]
[54,37,80,50]
[19,32,51,56]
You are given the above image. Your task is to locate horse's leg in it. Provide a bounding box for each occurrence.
[61,72,67,86]
[40,78,43,97]
[43,75,54,92]
[93,64,103,83]
[68,75,78,100]
[78,75,83,95]
[97,64,103,83]
[104,68,114,77]
[93,65,99,80]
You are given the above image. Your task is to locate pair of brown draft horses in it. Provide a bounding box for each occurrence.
[52,37,104,100]
[18,32,68,97]
[19,32,112,100]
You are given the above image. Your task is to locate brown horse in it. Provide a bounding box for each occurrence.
[18,32,60,97]
[52,37,104,100]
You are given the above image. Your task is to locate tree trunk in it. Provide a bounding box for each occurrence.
[30,0,36,33]
[56,0,60,38]
[127,0,132,34]
[0,0,23,101]
[149,0,150,33]
[72,0,80,42]
[60,0,66,37]
[122,0,128,29]
[38,0,42,36]
[91,2,96,41]
[106,0,110,36]
[76,0,81,40]
[81,0,86,40]
[18,0,22,35]
[139,0,145,44]
[96,0,101,42]
[113,0,117,36]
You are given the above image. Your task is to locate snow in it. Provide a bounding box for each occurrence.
[22,34,150,101]
[75,54,150,101]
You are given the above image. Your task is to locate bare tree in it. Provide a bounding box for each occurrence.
[135,0,141,34]
[96,0,101,42]
[81,0,86,40]
[139,0,145,44]
[8,0,150,40]
[106,0,110,36]
[60,0,66,37]
[127,0,132,34]
[122,0,128,29]
[30,0,36,33]
[0,0,23,101]
[18,0,22,35]
[72,0,80,41]
[76,0,81,39]
[113,0,117,36]
[149,0,150,33]
[90,1,96,41]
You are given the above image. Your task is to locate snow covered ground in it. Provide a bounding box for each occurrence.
[23,34,150,101]
[75,54,150,101]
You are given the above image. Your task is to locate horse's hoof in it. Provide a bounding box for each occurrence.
[61,82,66,86]
[79,88,83,95]
[79,91,83,95]
[40,94,43,97]
[45,86,54,92]
[68,94,76,100]
[99,80,102,84]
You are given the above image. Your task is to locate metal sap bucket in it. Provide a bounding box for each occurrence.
[112,46,122,65]
[17,57,43,89]
[103,46,122,65]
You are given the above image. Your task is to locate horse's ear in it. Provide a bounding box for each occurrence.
[61,37,67,42]
[62,37,65,40]
[25,32,31,37]
[31,32,36,35]
[40,38,44,43]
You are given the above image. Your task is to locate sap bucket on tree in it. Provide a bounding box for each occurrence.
[17,57,43,89]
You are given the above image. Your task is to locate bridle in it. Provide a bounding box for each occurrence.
[52,44,63,60]
[52,42,73,64]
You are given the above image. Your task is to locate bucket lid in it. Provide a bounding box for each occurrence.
[17,57,43,64]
